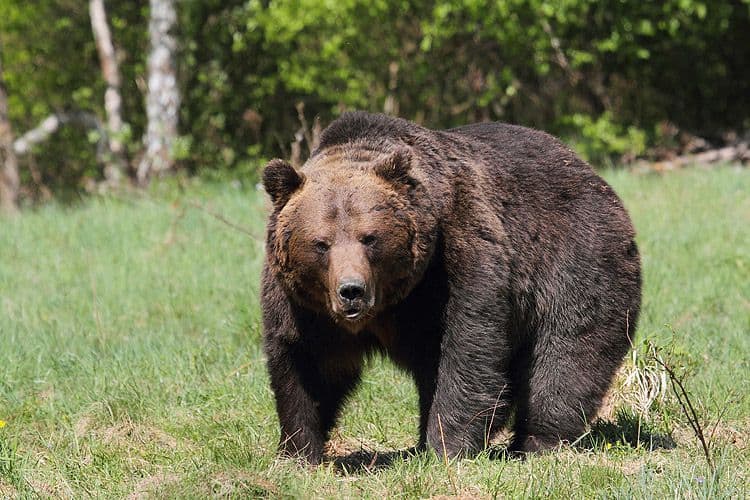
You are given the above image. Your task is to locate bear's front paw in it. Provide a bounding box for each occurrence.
[279,437,324,465]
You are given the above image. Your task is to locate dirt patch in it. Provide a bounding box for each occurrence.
[126,472,180,500]
[74,414,94,438]
[325,434,364,457]
[617,458,646,476]
[37,386,55,403]
[26,478,72,498]
[323,434,422,472]
[0,480,17,498]
[208,470,278,497]
[429,490,489,500]
[594,454,653,477]
[324,433,399,460]
[96,420,180,450]
[561,449,668,479]
[671,420,750,449]
[75,412,193,452]
[705,421,749,449]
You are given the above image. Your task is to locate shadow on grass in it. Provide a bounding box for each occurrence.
[330,447,420,473]
[329,411,674,472]
[581,409,676,451]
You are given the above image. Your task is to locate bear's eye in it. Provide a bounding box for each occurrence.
[360,234,377,246]
[314,240,330,253]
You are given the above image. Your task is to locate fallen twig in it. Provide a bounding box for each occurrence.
[645,339,732,473]
[186,200,262,241]
[652,354,713,470]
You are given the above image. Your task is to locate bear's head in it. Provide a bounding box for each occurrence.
[263,148,429,333]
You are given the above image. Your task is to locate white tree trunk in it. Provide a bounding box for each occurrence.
[89,0,127,184]
[13,112,104,156]
[0,53,20,214]
[137,0,180,184]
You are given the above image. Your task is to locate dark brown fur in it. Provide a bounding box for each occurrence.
[261,112,641,464]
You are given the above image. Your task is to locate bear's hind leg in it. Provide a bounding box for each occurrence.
[510,319,632,454]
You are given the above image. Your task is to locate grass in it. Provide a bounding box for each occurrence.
[1,166,749,498]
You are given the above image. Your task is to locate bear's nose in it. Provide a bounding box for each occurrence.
[338,279,366,302]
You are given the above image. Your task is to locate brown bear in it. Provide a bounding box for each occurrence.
[261,111,641,464]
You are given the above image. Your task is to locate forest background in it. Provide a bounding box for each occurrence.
[1,0,749,210]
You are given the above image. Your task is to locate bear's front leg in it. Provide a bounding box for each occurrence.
[262,269,362,464]
[265,338,326,463]
[265,337,362,464]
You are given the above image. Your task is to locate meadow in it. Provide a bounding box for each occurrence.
[1,166,748,498]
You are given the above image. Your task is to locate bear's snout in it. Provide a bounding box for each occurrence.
[327,242,375,327]
[338,279,366,302]
[335,277,371,321]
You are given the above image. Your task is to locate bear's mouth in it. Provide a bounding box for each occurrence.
[343,306,364,320]
[331,296,375,328]
[329,281,376,330]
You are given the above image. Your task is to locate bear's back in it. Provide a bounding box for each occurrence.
[314,111,420,154]
[315,112,591,179]
[445,121,592,178]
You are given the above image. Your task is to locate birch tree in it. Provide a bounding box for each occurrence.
[0,49,19,214]
[137,0,180,184]
[89,0,126,185]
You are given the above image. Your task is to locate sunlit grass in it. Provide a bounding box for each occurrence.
[1,167,748,497]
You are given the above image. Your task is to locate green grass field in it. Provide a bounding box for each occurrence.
[1,166,748,498]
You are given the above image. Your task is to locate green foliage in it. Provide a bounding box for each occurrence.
[159,0,750,170]
[1,0,749,195]
[564,112,647,166]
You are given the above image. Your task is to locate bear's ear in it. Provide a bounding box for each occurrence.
[373,148,412,186]
[262,159,305,209]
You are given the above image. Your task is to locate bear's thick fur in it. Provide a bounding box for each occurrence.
[261,112,641,464]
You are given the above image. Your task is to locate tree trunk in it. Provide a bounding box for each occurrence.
[89,0,127,185]
[137,0,180,185]
[0,51,20,215]
[13,112,105,156]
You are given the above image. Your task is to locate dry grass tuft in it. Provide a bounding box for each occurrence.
[606,344,670,420]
